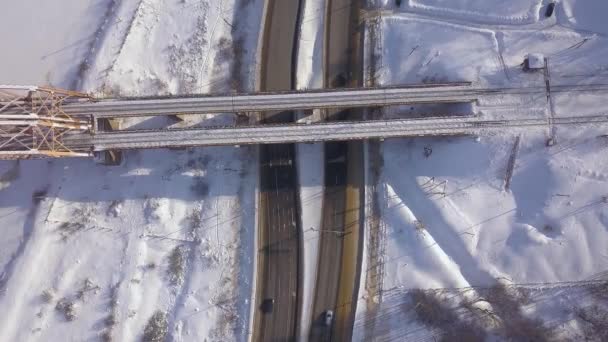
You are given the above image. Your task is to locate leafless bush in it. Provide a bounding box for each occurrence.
[188,207,202,230]
[55,298,77,321]
[589,281,608,301]
[41,289,55,303]
[410,289,485,341]
[483,285,528,316]
[577,305,608,341]
[230,37,245,92]
[107,200,123,217]
[142,311,168,342]
[413,220,426,232]
[105,312,118,327]
[76,278,100,301]
[216,37,233,65]
[144,198,162,222]
[58,221,85,236]
[98,82,122,98]
[411,289,456,326]
[58,206,94,239]
[481,285,553,341]
[503,316,553,342]
[168,246,187,286]
[99,283,119,342]
[100,329,112,342]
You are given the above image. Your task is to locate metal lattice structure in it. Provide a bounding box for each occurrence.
[0,85,92,158]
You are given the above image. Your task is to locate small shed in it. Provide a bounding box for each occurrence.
[523,53,545,71]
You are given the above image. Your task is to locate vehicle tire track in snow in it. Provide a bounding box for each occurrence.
[72,0,130,90]
[108,0,146,72]
[366,9,556,33]
[0,195,44,296]
[77,0,144,91]
[0,201,78,340]
[404,0,542,25]
[114,207,156,342]
[165,214,200,342]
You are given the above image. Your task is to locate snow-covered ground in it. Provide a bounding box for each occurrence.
[0,0,263,341]
[355,0,608,340]
[3,0,608,340]
[0,0,113,88]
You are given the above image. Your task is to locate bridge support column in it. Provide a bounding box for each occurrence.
[94,118,122,165]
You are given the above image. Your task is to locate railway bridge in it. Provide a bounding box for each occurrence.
[1,83,607,159]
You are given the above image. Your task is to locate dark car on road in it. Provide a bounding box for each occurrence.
[260,298,275,314]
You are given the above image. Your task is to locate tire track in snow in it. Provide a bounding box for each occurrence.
[77,0,144,90]
[0,196,43,296]
[405,0,542,25]
[81,0,144,91]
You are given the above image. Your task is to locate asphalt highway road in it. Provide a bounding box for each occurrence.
[310,0,364,341]
[253,0,302,341]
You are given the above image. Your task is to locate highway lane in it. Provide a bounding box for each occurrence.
[253,0,302,341]
[257,144,300,341]
[310,141,349,342]
[311,0,364,341]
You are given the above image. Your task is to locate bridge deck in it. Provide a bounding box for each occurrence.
[62,115,608,152]
[61,83,476,118]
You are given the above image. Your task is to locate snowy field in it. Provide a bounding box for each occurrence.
[2,0,608,341]
[355,0,608,341]
[0,0,262,341]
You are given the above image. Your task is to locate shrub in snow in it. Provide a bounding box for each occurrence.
[41,289,54,303]
[55,298,77,321]
[76,278,100,301]
[411,289,455,326]
[105,311,118,327]
[100,329,112,342]
[107,200,123,217]
[188,207,203,230]
[144,198,162,221]
[410,289,485,341]
[414,220,426,232]
[482,285,553,341]
[142,311,168,342]
[576,305,608,341]
[168,246,187,286]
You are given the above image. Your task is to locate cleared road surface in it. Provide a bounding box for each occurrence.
[252,0,302,341]
[310,0,364,341]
